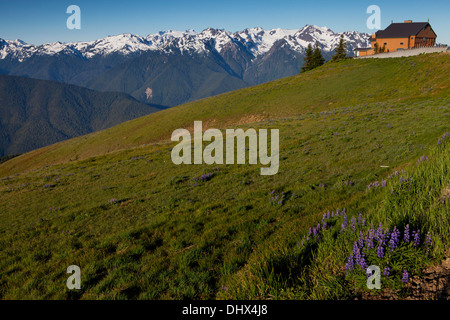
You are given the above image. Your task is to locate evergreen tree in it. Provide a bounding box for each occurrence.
[331,34,348,62]
[311,42,325,68]
[301,44,314,73]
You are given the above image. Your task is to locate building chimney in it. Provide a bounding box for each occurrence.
[404,20,413,23]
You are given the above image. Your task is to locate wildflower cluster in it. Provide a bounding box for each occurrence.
[298,208,347,246]
[416,155,428,164]
[191,172,214,186]
[387,171,399,180]
[390,175,413,196]
[342,180,354,187]
[192,173,214,182]
[367,170,403,190]
[437,132,450,145]
[341,211,365,232]
[269,190,285,206]
[344,222,434,286]
[367,181,381,190]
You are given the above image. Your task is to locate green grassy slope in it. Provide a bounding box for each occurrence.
[0,53,448,299]
[1,53,448,177]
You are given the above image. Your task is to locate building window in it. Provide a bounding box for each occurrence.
[400,42,404,45]
[384,43,387,45]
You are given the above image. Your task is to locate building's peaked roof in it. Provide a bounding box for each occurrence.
[375,22,430,38]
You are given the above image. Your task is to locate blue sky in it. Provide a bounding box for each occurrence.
[1,0,449,45]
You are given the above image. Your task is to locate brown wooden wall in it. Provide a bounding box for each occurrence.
[416,25,437,39]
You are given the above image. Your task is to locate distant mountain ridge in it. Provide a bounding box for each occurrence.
[0,25,370,59]
[0,74,163,156]
[0,25,371,106]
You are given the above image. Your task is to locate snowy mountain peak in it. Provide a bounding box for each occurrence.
[0,25,370,61]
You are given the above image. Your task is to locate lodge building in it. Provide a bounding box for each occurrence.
[355,20,437,57]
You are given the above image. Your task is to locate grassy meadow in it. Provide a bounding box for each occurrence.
[0,53,449,299]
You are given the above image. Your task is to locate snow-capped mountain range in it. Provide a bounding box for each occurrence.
[0,25,370,61]
[0,25,370,107]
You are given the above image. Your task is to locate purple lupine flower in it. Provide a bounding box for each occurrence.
[366,228,374,250]
[359,255,367,271]
[437,132,450,145]
[376,223,384,243]
[322,211,330,221]
[366,236,374,250]
[384,228,390,245]
[352,241,359,257]
[376,244,384,258]
[382,180,387,187]
[351,217,357,232]
[357,213,363,225]
[412,230,420,246]
[352,241,367,271]
[403,224,410,243]
[341,214,348,231]
[416,155,428,164]
[425,232,432,255]
[389,226,400,251]
[402,270,409,283]
[322,221,327,231]
[109,198,118,204]
[366,267,375,278]
[345,255,354,274]
[358,231,364,249]
[383,267,390,279]
[425,232,432,246]
[308,227,312,236]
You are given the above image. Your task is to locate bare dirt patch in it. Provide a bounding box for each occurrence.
[360,250,450,300]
